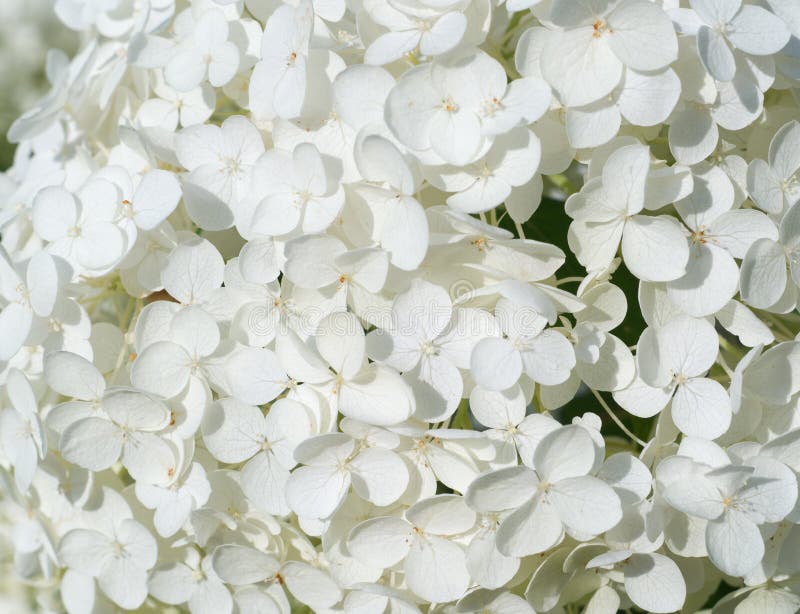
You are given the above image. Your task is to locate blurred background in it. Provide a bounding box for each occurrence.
[0,0,78,170]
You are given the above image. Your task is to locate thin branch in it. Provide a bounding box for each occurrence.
[590,388,647,448]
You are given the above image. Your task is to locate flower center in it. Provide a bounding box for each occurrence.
[442,96,458,113]
[419,340,436,355]
[480,97,502,117]
[592,19,611,37]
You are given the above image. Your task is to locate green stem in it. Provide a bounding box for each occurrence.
[590,388,647,448]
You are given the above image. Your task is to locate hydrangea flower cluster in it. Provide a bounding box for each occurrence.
[2,0,800,612]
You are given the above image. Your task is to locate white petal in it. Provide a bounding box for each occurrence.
[602,144,651,216]
[76,223,126,271]
[286,464,351,519]
[465,466,538,512]
[385,64,439,151]
[392,279,452,342]
[576,334,636,392]
[165,49,205,92]
[612,375,673,418]
[542,29,622,107]
[133,170,182,230]
[618,68,681,127]
[263,398,312,466]
[740,238,787,309]
[224,346,287,405]
[149,492,194,538]
[671,378,731,440]
[566,100,621,150]
[284,234,345,289]
[281,562,342,609]
[349,448,409,506]
[130,341,190,398]
[182,179,236,231]
[419,12,467,57]
[669,107,718,166]
[712,209,778,258]
[332,65,394,130]
[212,545,280,586]
[0,303,32,361]
[347,516,412,568]
[469,385,527,430]
[743,342,800,406]
[706,509,764,577]
[161,238,224,304]
[416,354,463,422]
[622,215,689,282]
[666,243,739,317]
[239,238,281,285]
[117,518,157,569]
[549,476,622,536]
[727,5,790,55]
[208,42,239,87]
[690,0,741,24]
[405,535,470,603]
[59,528,113,576]
[60,418,123,472]
[697,25,736,81]
[61,569,96,614]
[747,159,784,214]
[657,315,719,378]
[597,453,652,504]
[100,560,148,610]
[202,398,264,463]
[664,474,725,519]
[294,432,356,465]
[406,494,476,536]
[170,305,220,357]
[770,119,800,181]
[148,563,196,605]
[44,351,105,400]
[606,1,678,71]
[365,31,420,66]
[521,330,576,386]
[429,109,482,167]
[103,389,170,431]
[122,432,179,484]
[470,337,522,392]
[716,300,775,347]
[26,251,59,317]
[738,456,797,523]
[585,586,620,614]
[315,312,366,380]
[465,529,521,590]
[624,553,687,614]
[339,365,414,426]
[496,498,563,556]
[381,196,428,271]
[189,577,232,614]
[535,425,596,482]
[32,186,77,241]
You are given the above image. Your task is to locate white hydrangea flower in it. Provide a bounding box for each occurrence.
[0,369,46,493]
[541,0,678,107]
[4,0,800,610]
[466,425,622,557]
[678,0,790,82]
[164,8,240,92]
[348,494,476,602]
[58,489,158,610]
[664,455,798,576]
[566,144,691,282]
